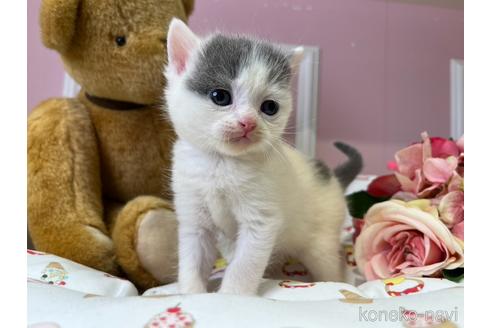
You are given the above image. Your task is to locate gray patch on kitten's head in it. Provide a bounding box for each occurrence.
[186,34,292,96]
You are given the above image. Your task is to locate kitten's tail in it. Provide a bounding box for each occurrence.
[333,142,363,189]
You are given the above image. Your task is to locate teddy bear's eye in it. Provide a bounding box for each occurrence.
[115,36,126,47]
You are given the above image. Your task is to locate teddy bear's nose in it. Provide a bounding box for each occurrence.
[160,37,167,45]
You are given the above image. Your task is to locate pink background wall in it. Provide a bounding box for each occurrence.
[27,0,65,113]
[27,0,463,174]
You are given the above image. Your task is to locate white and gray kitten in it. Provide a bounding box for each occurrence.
[164,19,363,295]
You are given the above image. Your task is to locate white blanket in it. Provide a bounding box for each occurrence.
[27,250,463,328]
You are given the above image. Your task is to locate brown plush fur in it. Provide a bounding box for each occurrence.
[28,0,194,290]
[110,196,177,289]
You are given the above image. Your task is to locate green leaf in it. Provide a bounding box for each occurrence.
[442,268,464,283]
[346,191,389,218]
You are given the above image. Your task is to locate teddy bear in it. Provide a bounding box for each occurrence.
[28,0,195,290]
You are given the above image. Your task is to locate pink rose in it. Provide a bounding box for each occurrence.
[352,218,365,243]
[354,200,464,280]
[452,221,464,241]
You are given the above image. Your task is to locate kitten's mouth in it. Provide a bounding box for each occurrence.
[230,135,250,142]
[229,136,253,145]
[227,132,258,145]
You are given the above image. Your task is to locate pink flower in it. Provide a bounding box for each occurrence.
[422,157,458,183]
[387,161,398,171]
[354,200,464,280]
[456,135,464,153]
[452,221,464,241]
[367,174,401,198]
[393,132,463,198]
[429,137,460,158]
[447,172,464,192]
[438,191,464,228]
[352,218,365,243]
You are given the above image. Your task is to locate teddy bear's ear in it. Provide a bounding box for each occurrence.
[39,0,81,53]
[181,0,195,17]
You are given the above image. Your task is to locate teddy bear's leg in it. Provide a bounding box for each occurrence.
[28,99,119,275]
[108,196,178,290]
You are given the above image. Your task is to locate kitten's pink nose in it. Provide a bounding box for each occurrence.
[239,118,257,134]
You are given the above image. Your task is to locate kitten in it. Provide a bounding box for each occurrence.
[164,19,363,295]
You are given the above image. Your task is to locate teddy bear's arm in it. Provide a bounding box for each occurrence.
[28,98,119,275]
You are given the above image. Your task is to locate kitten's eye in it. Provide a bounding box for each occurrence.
[115,36,126,47]
[209,89,232,106]
[260,100,279,116]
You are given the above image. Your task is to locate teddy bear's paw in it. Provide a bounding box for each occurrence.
[136,208,178,283]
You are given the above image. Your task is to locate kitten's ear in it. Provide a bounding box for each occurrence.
[289,47,304,73]
[167,18,200,75]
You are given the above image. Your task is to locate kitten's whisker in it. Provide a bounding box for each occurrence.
[264,139,290,166]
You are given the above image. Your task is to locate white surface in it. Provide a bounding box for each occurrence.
[28,250,463,328]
